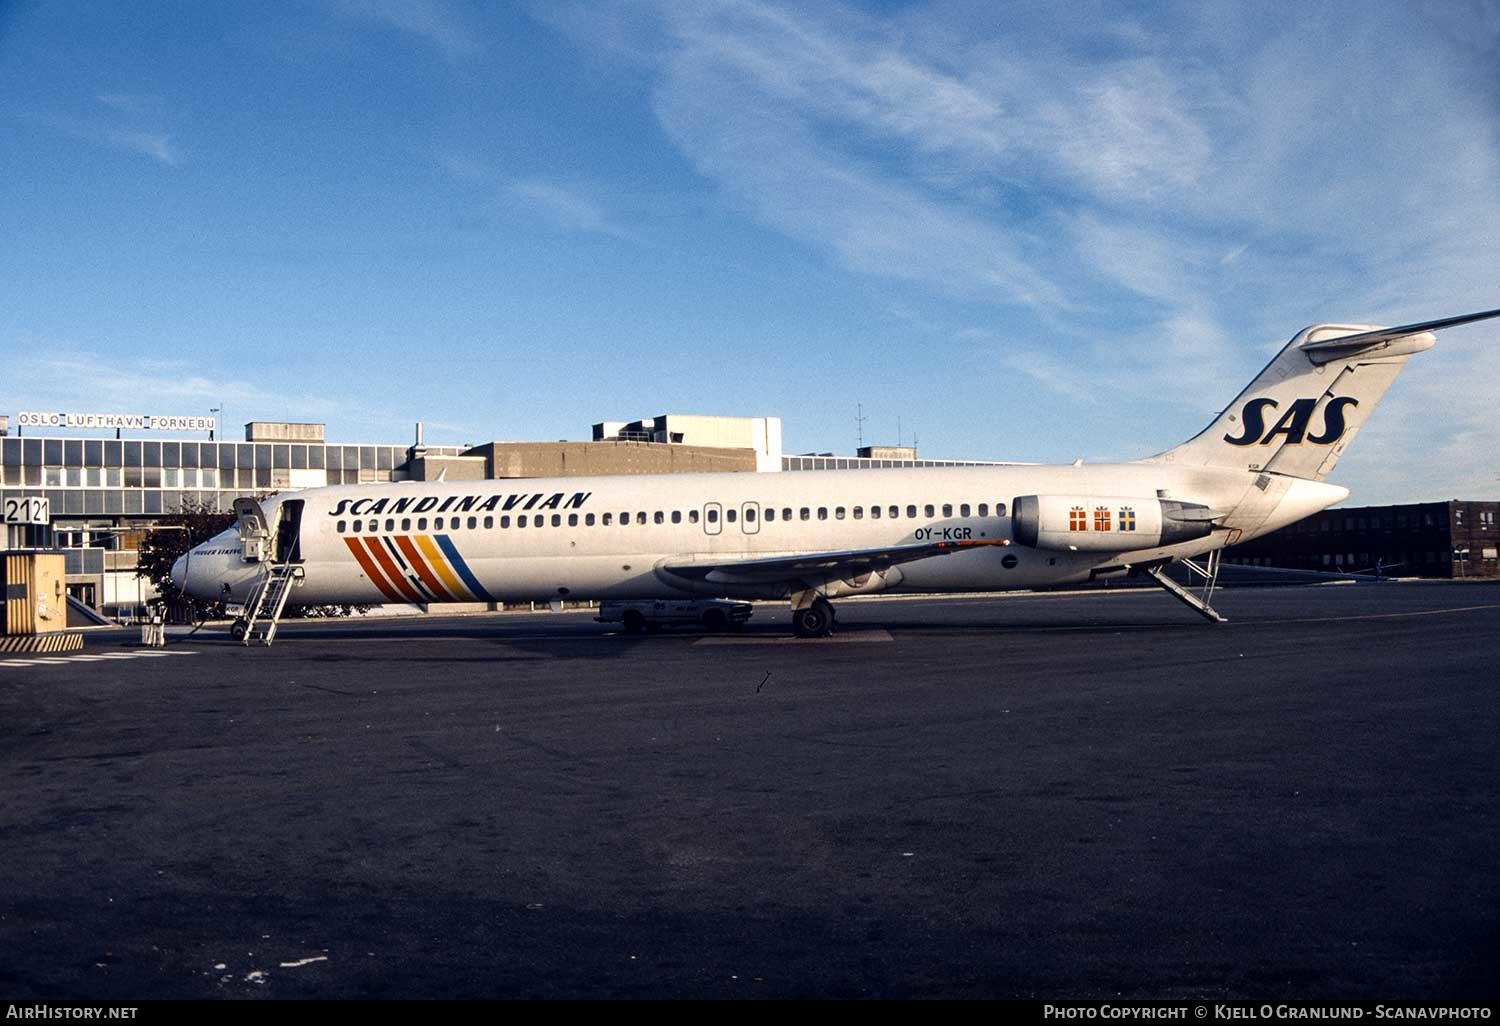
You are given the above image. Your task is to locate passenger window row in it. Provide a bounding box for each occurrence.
[333,501,1007,535]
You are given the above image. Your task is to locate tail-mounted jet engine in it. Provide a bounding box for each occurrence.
[1011,495,1217,551]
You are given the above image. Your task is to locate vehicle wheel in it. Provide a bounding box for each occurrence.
[793,598,835,638]
[229,618,247,641]
[621,610,645,634]
[701,608,727,631]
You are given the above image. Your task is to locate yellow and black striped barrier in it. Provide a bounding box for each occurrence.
[0,633,85,655]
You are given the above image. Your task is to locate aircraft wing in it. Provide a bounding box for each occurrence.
[661,539,1009,584]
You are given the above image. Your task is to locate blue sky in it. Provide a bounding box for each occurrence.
[2,0,1497,504]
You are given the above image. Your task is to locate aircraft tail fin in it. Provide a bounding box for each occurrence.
[1144,308,1500,481]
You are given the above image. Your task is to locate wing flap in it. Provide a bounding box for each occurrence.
[662,539,1010,584]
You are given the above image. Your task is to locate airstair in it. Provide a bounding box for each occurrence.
[231,496,304,646]
[241,558,303,646]
[1143,548,1226,623]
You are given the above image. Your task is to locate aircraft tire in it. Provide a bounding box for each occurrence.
[621,610,645,634]
[793,599,835,638]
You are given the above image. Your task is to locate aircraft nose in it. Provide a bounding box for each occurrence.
[170,553,191,593]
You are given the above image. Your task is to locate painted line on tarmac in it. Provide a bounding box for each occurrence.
[0,649,199,668]
[1258,602,1500,626]
[695,629,895,646]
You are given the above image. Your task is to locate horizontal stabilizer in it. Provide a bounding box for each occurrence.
[1300,307,1500,363]
[1147,305,1499,480]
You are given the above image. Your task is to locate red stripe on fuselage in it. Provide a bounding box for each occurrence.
[343,537,406,602]
[394,535,455,601]
[361,537,425,603]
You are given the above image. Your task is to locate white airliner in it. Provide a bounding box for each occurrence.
[174,309,1498,637]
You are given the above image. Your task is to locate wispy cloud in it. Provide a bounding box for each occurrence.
[105,128,178,166]
[548,1,1500,500]
[13,342,337,421]
[25,95,182,166]
[332,0,481,58]
[504,179,628,239]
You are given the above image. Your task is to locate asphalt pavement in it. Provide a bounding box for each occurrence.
[2,582,1497,999]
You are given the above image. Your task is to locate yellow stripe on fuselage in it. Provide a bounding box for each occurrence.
[417,534,472,601]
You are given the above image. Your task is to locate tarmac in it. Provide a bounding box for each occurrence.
[1,581,1497,999]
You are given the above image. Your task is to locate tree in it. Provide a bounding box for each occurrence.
[136,500,236,610]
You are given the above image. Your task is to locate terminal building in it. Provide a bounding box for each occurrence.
[1224,500,1499,579]
[1,409,1006,616]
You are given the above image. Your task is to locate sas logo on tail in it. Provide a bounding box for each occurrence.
[1224,396,1358,446]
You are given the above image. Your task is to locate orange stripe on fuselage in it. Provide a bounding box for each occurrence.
[343,537,406,602]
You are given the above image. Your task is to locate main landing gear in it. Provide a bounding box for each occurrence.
[792,596,836,638]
